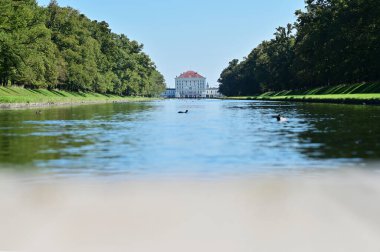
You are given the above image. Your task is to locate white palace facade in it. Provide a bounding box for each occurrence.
[201,87,221,98]
[175,71,207,98]
[160,70,222,98]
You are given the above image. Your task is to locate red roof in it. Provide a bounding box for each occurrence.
[178,71,205,79]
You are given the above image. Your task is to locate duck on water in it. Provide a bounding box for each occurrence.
[274,114,287,122]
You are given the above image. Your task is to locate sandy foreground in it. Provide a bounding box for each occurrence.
[0,171,380,252]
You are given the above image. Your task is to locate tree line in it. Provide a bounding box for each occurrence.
[0,0,165,96]
[218,0,380,96]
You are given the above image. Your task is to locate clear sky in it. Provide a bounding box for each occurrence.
[37,0,305,88]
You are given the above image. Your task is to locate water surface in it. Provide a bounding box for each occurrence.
[0,99,379,177]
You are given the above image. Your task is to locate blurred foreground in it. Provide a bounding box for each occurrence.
[1,170,380,252]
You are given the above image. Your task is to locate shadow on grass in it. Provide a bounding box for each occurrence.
[271,83,380,97]
[5,87,22,95]
[73,92,87,98]
[28,89,48,96]
[0,87,14,95]
[50,90,67,97]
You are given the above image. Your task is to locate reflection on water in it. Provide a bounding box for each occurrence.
[0,100,379,177]
[296,104,380,159]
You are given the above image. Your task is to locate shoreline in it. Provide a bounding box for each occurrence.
[0,98,156,110]
[0,87,157,110]
[225,95,380,105]
[257,97,380,105]
[224,83,380,105]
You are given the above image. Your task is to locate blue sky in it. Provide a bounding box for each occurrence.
[37,0,305,88]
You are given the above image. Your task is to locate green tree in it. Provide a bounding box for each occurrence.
[0,0,59,87]
[1,0,165,95]
[219,0,380,95]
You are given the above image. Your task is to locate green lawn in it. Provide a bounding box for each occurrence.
[227,83,380,103]
[258,93,380,101]
[0,87,152,104]
[225,96,256,100]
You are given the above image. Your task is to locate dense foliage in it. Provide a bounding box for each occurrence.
[218,0,380,96]
[0,0,165,96]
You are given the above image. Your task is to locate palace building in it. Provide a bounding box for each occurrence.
[201,87,222,98]
[175,71,206,98]
[161,88,176,98]
[160,70,222,99]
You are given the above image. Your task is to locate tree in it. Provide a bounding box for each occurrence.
[219,0,380,95]
[0,0,59,87]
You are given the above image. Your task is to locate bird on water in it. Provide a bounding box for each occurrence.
[178,110,188,114]
[274,114,287,122]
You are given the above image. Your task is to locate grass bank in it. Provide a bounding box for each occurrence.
[227,83,380,105]
[0,87,154,109]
